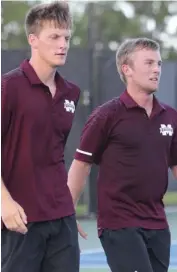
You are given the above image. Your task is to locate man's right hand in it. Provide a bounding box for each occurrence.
[1,197,28,234]
[77,221,88,239]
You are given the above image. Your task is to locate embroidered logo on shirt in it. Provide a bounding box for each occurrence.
[64,100,75,113]
[160,124,173,136]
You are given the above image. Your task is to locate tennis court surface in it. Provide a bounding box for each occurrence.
[80,242,177,271]
[79,209,177,272]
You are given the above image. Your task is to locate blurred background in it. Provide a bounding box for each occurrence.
[1,1,177,271]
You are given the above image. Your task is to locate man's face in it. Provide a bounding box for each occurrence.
[29,21,71,67]
[124,48,162,93]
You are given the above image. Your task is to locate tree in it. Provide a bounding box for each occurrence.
[72,1,177,60]
[1,1,37,49]
[128,1,177,60]
[2,1,177,60]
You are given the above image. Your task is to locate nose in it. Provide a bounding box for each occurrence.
[58,36,67,49]
[153,63,161,75]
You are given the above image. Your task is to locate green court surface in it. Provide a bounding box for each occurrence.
[79,208,177,272]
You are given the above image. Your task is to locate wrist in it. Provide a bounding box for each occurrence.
[1,189,12,203]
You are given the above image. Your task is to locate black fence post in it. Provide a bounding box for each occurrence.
[87,2,101,216]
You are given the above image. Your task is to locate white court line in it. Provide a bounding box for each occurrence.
[81,248,103,255]
[81,266,108,269]
[81,242,177,269]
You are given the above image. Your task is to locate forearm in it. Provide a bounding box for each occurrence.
[171,166,177,180]
[1,178,12,201]
[68,159,91,207]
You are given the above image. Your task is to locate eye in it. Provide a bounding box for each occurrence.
[158,61,162,67]
[65,36,70,41]
[146,60,153,65]
[50,35,58,40]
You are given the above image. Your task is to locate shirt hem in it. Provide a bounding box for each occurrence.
[98,220,169,237]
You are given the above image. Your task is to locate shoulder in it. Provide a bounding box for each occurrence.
[2,67,24,85]
[1,68,24,103]
[1,68,24,107]
[92,97,122,118]
[162,103,177,117]
[85,97,122,128]
[161,103,177,126]
[2,67,24,93]
[59,74,81,98]
[162,103,177,114]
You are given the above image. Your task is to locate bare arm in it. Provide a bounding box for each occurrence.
[68,106,109,239]
[171,166,177,180]
[68,159,92,207]
[1,178,28,234]
[67,160,91,239]
[1,178,12,201]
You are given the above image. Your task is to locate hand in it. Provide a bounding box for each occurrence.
[1,197,28,234]
[77,221,87,239]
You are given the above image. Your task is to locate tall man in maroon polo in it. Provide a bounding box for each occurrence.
[1,2,80,272]
[68,38,177,272]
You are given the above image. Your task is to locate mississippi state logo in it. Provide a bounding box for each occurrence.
[64,100,75,113]
[159,124,173,136]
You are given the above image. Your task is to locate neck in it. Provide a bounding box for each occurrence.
[29,55,56,86]
[127,85,153,111]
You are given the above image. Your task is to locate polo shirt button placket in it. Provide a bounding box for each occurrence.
[46,90,51,96]
[142,111,148,120]
[44,85,51,97]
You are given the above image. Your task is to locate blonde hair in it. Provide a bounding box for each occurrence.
[116,37,160,84]
[25,1,72,36]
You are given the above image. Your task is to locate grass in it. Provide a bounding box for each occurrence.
[76,204,88,217]
[163,192,177,206]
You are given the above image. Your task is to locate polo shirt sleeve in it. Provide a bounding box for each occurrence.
[1,77,12,144]
[74,106,110,165]
[170,124,177,167]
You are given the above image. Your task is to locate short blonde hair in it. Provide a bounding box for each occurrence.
[25,1,72,36]
[116,37,160,84]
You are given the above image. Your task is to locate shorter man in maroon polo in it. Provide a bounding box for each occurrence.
[68,38,177,272]
[1,2,80,272]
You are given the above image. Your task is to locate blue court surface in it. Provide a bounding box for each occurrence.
[80,241,177,270]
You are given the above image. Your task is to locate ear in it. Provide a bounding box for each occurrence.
[28,34,38,49]
[121,64,132,79]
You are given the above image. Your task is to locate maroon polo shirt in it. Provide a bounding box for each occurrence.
[2,59,80,223]
[75,91,177,233]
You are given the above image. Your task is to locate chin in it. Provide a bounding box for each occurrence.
[146,88,158,94]
[143,83,159,94]
[52,60,66,67]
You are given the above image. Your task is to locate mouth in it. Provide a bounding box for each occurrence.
[55,53,66,56]
[149,77,159,82]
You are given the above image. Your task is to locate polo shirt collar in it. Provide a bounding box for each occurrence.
[120,90,166,115]
[120,90,139,109]
[20,59,61,87]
